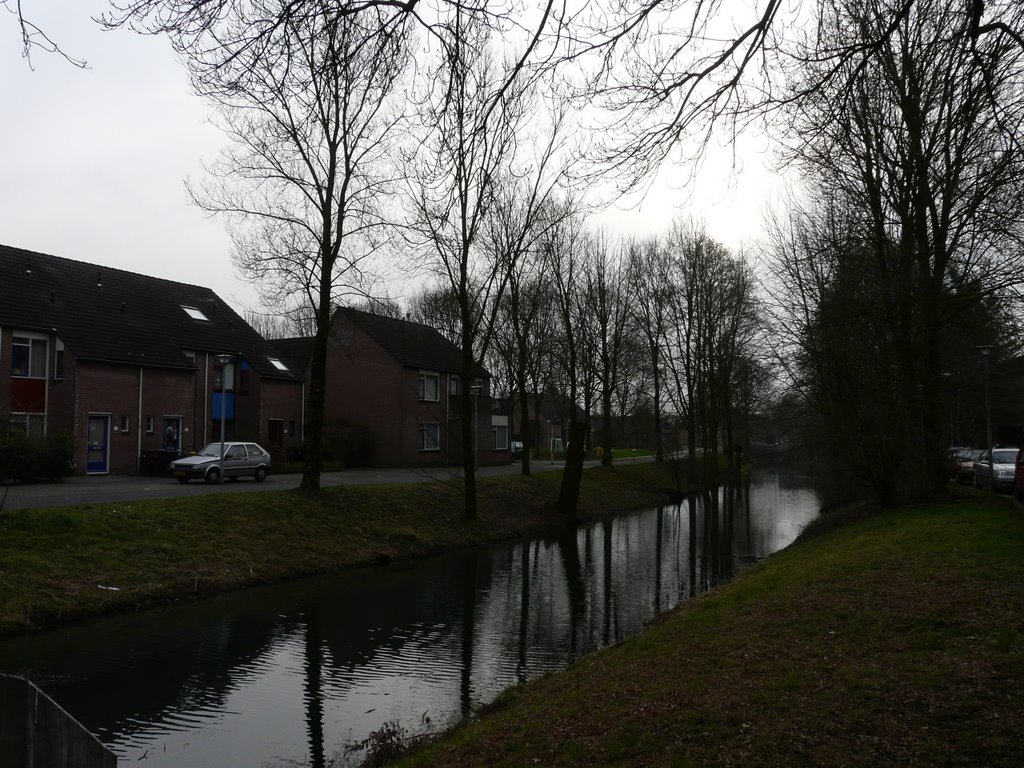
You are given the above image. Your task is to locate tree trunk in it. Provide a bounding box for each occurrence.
[557,420,588,522]
[601,388,614,467]
[300,300,331,492]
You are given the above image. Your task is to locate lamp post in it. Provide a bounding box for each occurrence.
[215,354,233,484]
[469,381,482,471]
[978,346,994,492]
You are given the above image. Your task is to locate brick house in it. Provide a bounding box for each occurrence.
[276,307,509,468]
[0,245,304,475]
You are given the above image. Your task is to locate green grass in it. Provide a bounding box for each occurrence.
[394,493,1024,768]
[0,462,689,635]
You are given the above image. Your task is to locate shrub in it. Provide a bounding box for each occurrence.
[0,427,73,483]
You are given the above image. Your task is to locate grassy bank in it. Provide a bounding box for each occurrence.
[394,492,1024,768]
[0,462,688,635]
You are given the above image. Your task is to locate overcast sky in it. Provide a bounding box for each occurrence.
[2,2,782,315]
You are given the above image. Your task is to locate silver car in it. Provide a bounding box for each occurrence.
[972,447,1018,491]
[170,442,272,484]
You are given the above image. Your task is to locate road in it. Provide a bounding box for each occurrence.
[0,457,632,511]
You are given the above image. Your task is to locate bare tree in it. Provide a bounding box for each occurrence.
[625,235,672,462]
[243,307,316,339]
[543,211,592,518]
[5,1,86,66]
[406,9,538,518]
[185,4,412,491]
[483,116,575,474]
[406,284,465,344]
[585,231,631,467]
[768,0,1024,499]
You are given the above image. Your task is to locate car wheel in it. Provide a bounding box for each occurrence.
[254,467,267,482]
[205,467,220,484]
[176,477,189,484]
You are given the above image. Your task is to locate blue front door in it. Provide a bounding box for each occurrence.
[86,415,110,474]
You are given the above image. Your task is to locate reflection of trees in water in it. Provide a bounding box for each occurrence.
[3,474,819,767]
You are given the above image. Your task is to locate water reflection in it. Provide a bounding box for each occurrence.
[0,472,818,767]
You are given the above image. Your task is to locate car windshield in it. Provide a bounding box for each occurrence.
[991,449,1017,464]
[198,444,229,457]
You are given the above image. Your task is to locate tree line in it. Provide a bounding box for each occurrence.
[13,0,1024,512]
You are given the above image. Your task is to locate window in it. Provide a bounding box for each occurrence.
[53,339,64,381]
[146,416,154,434]
[12,336,47,378]
[419,372,440,401]
[268,357,289,372]
[181,305,210,321]
[449,375,461,395]
[162,417,182,451]
[417,422,440,451]
[492,424,509,450]
[226,444,246,459]
[120,415,130,434]
[214,360,235,390]
[9,413,45,441]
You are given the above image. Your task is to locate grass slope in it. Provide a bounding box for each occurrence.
[395,494,1024,768]
[0,462,687,635]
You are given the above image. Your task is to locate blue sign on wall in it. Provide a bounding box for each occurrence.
[213,392,235,420]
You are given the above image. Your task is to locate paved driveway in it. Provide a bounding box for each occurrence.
[0,457,624,511]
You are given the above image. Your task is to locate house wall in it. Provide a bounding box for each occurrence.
[324,324,415,466]
[182,354,302,464]
[0,327,11,415]
[323,318,506,468]
[74,361,196,474]
[259,377,304,461]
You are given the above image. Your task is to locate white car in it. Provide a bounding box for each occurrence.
[973,447,1018,492]
[170,442,272,484]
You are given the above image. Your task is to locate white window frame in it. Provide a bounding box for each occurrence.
[419,371,440,402]
[181,305,210,321]
[492,424,509,451]
[9,413,46,441]
[417,422,440,451]
[11,332,48,379]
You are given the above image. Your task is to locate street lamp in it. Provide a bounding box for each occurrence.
[978,346,994,492]
[469,381,482,471]
[215,354,233,485]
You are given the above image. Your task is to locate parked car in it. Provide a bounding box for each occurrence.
[169,442,272,483]
[1015,448,1024,502]
[972,447,1018,492]
[510,440,524,461]
[947,447,983,484]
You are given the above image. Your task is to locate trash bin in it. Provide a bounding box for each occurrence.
[140,449,180,477]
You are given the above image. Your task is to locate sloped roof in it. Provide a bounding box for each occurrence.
[0,244,299,379]
[273,336,316,374]
[335,306,484,375]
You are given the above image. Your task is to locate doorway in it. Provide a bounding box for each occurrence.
[86,415,110,474]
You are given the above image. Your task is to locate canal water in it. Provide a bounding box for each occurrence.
[0,471,819,767]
